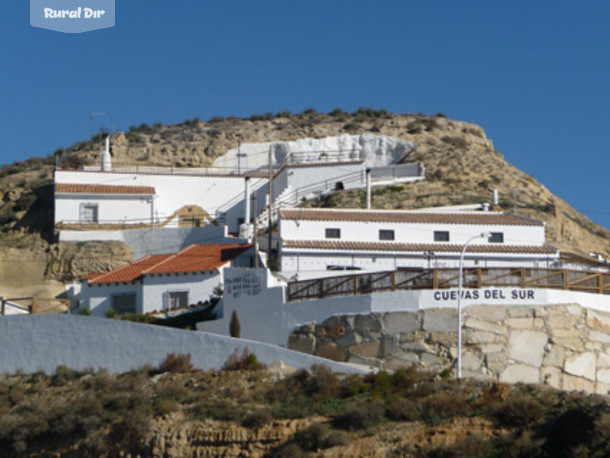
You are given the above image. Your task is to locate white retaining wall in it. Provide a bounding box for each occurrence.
[0,315,366,375]
[60,226,242,259]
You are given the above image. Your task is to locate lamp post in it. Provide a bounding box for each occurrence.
[457,232,491,379]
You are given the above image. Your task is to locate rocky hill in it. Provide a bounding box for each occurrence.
[0,109,607,299]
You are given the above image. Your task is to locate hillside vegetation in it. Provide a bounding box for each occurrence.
[2,355,610,457]
[0,109,607,290]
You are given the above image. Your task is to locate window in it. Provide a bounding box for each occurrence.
[111,293,136,315]
[79,203,98,224]
[167,291,189,310]
[325,228,341,239]
[434,231,450,242]
[179,216,202,228]
[489,232,504,243]
[379,229,395,241]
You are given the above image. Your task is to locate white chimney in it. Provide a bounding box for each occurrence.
[101,136,112,172]
[493,189,499,206]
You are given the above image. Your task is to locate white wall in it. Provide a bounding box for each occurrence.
[55,171,266,232]
[197,268,372,346]
[0,315,366,375]
[81,282,143,316]
[280,251,558,271]
[55,194,153,225]
[80,271,222,316]
[280,217,546,246]
[142,271,222,313]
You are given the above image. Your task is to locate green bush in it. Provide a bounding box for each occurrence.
[223,348,264,371]
[229,310,241,338]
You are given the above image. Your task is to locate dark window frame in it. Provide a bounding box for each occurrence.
[434,231,450,242]
[489,232,504,243]
[111,293,137,315]
[325,228,341,239]
[379,229,395,241]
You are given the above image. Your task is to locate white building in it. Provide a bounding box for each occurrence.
[54,135,423,236]
[55,183,157,226]
[278,208,559,272]
[79,243,254,316]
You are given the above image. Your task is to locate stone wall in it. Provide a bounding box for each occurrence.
[288,304,610,394]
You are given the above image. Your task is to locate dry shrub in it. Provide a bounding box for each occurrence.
[384,397,422,422]
[491,394,544,428]
[293,422,348,451]
[223,348,264,371]
[332,400,384,431]
[304,365,341,399]
[422,392,471,425]
[424,436,495,457]
[269,442,306,458]
[157,353,193,373]
[241,409,271,428]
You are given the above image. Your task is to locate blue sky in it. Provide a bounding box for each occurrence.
[2,1,609,229]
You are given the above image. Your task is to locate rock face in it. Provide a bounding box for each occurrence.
[288,304,610,394]
[147,413,317,457]
[213,134,417,170]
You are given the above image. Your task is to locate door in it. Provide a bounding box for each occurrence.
[80,203,98,224]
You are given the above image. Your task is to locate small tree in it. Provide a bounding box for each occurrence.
[229,310,241,338]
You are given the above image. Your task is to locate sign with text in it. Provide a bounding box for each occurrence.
[226,271,262,299]
[432,288,536,302]
[30,0,115,33]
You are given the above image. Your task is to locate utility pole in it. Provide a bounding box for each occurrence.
[237,140,241,175]
[268,144,274,259]
[253,194,259,268]
[89,112,106,145]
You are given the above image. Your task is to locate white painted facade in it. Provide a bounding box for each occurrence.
[55,192,155,225]
[280,218,546,247]
[55,170,267,233]
[279,209,556,272]
[80,270,223,317]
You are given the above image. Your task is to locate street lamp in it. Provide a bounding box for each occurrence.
[457,232,492,379]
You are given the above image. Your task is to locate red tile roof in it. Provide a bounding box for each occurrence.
[280,209,543,226]
[282,240,557,255]
[56,183,156,195]
[87,244,252,285]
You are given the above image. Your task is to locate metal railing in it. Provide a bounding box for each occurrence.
[286,267,610,302]
[1,297,35,315]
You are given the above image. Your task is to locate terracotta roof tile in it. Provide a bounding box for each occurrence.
[282,240,557,255]
[280,209,543,226]
[87,244,252,285]
[56,183,156,195]
[87,255,172,284]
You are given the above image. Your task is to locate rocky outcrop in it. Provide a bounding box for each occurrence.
[289,304,610,394]
[147,412,318,457]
